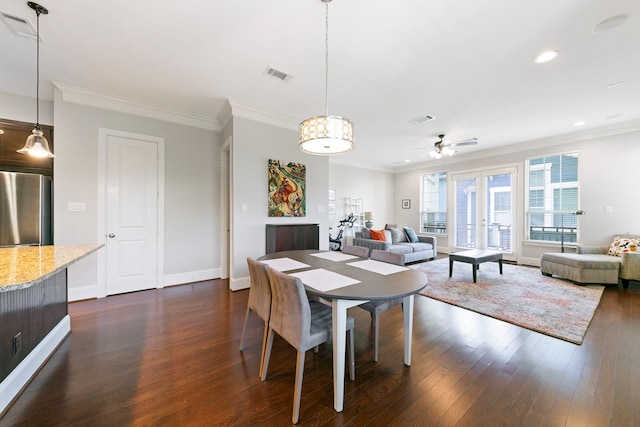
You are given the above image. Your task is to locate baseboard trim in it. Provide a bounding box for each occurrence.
[163,269,219,287]
[0,315,70,417]
[69,285,99,302]
[230,275,250,291]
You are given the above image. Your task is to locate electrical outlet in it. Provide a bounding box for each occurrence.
[12,332,21,355]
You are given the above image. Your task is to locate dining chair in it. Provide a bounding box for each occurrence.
[239,257,272,378]
[341,244,369,257]
[262,268,356,424]
[359,249,404,362]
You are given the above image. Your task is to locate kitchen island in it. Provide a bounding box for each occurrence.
[0,244,102,416]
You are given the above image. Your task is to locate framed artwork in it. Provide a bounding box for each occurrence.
[328,189,336,201]
[402,199,411,209]
[268,159,306,217]
[328,203,336,214]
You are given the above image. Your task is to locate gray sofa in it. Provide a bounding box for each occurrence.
[540,234,640,288]
[352,227,436,265]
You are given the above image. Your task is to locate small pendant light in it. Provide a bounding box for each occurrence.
[18,1,55,158]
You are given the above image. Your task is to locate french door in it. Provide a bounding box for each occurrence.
[452,167,516,259]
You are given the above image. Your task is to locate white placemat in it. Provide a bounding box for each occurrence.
[346,259,409,275]
[310,251,358,262]
[260,257,310,272]
[290,268,361,292]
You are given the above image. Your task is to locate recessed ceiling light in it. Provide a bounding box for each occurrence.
[593,14,628,34]
[535,50,559,63]
[404,159,411,163]
[606,113,624,120]
[573,121,586,127]
[607,81,624,88]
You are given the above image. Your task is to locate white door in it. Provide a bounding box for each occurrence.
[105,135,158,295]
[452,167,517,260]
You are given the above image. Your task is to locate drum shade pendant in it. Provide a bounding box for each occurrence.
[299,0,354,155]
[18,2,55,158]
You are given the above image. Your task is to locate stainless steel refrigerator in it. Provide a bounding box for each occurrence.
[0,171,52,246]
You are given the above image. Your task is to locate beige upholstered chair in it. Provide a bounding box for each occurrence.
[262,268,355,424]
[341,244,369,258]
[239,257,272,378]
[358,249,404,362]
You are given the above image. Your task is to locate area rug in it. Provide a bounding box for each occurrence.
[411,258,604,344]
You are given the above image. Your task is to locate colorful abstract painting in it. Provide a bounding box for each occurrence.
[268,159,306,217]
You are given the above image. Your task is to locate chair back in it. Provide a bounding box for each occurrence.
[267,268,312,351]
[246,257,272,321]
[342,245,369,258]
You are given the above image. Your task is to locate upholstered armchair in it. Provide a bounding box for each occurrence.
[578,234,640,288]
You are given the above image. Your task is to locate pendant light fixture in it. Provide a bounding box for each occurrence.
[17,1,55,158]
[299,0,354,155]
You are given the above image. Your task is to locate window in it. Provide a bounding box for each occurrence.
[421,172,447,234]
[526,153,580,243]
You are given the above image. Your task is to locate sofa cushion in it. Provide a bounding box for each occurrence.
[403,226,419,243]
[608,236,639,257]
[370,229,387,241]
[360,228,371,239]
[388,244,413,255]
[388,227,408,243]
[396,242,434,253]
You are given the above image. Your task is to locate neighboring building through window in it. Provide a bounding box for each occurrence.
[526,153,580,243]
[421,172,447,234]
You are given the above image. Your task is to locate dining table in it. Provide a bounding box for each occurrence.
[257,249,428,412]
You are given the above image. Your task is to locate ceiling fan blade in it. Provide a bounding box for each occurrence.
[450,138,478,147]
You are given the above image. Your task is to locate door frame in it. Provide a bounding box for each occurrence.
[97,128,165,298]
[450,165,518,261]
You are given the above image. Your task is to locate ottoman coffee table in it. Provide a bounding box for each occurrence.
[449,249,503,283]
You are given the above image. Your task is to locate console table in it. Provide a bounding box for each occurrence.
[265,223,319,254]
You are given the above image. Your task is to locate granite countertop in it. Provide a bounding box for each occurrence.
[0,244,103,292]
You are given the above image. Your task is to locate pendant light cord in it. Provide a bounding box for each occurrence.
[324,0,329,116]
[35,8,41,128]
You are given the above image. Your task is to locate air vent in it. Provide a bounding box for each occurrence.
[409,114,435,125]
[263,66,293,82]
[0,11,38,40]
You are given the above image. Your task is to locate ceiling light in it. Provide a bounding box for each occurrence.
[17,2,55,159]
[534,50,559,64]
[573,121,586,127]
[593,14,628,34]
[607,81,624,88]
[0,129,4,134]
[299,0,353,155]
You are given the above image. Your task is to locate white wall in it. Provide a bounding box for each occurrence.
[0,91,53,125]
[52,89,221,299]
[328,163,395,233]
[394,128,640,264]
[229,116,330,290]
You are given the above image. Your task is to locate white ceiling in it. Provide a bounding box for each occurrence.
[1,0,639,170]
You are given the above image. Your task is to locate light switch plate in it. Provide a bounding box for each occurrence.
[68,202,86,212]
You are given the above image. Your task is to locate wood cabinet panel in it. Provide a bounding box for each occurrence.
[265,224,319,254]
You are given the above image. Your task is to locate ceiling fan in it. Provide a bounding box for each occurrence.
[427,134,478,159]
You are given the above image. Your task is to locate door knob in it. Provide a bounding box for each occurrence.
[108,233,116,238]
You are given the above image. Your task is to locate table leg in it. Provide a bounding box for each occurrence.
[402,294,415,366]
[472,263,477,283]
[499,259,503,275]
[332,299,365,412]
[332,299,347,412]
[449,257,454,277]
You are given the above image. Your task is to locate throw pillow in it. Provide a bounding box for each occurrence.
[608,236,639,256]
[388,227,407,243]
[360,228,371,239]
[370,229,387,241]
[403,226,420,243]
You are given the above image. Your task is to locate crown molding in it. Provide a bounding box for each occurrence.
[217,100,233,129]
[228,101,299,131]
[53,82,220,131]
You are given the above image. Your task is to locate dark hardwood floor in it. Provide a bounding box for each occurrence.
[2,271,639,426]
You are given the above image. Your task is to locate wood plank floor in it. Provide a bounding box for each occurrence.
[2,273,639,426]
